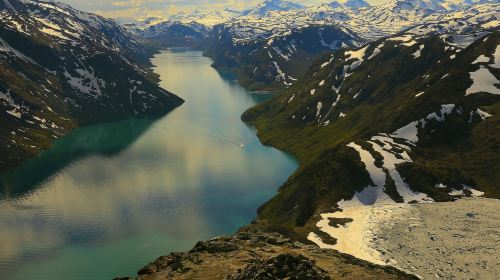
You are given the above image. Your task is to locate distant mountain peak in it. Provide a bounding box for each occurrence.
[328,1,343,9]
[243,0,305,16]
[384,0,444,13]
[343,0,371,9]
[328,0,370,10]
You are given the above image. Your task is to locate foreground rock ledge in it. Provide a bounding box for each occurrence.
[115,227,417,280]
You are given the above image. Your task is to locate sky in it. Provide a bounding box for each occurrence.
[57,0,390,19]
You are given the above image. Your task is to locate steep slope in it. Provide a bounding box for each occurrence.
[0,0,184,172]
[243,29,500,240]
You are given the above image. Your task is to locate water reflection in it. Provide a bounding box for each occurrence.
[0,118,158,198]
[0,49,297,280]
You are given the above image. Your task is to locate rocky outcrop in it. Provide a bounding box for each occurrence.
[228,253,330,280]
[116,227,418,280]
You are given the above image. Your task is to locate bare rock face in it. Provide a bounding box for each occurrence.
[116,227,418,280]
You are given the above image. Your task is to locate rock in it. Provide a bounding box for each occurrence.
[126,228,418,280]
[137,253,189,275]
[190,240,238,253]
[137,266,155,276]
[265,237,288,245]
[465,212,477,218]
[227,253,331,280]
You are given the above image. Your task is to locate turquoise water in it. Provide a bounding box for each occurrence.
[0,49,297,280]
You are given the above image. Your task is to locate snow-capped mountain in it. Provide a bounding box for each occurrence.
[413,0,497,11]
[168,9,241,27]
[0,0,183,172]
[242,0,305,17]
[139,21,209,48]
[124,9,241,31]
[329,0,371,9]
[125,17,210,48]
[122,8,240,47]
[204,24,363,89]
[198,0,499,89]
[120,0,498,90]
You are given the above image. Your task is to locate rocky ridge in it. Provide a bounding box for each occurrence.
[116,228,418,280]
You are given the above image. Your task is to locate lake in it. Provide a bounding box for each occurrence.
[0,49,297,280]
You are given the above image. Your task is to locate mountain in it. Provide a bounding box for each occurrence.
[242,0,305,16]
[199,1,498,90]
[118,0,498,91]
[0,0,184,172]
[242,25,500,246]
[329,0,371,9]
[202,23,363,90]
[132,20,210,48]
[344,0,371,8]
[168,9,241,27]
[427,0,496,11]
[114,17,141,25]
[121,10,233,48]
[388,0,446,12]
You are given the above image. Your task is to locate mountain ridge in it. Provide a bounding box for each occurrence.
[242,0,305,16]
[0,0,184,172]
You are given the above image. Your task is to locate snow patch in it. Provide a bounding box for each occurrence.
[472,55,490,64]
[465,66,500,96]
[316,102,323,117]
[476,108,493,120]
[492,45,500,69]
[425,104,455,123]
[368,44,383,60]
[347,142,386,189]
[412,44,425,59]
[0,89,22,118]
[391,121,419,143]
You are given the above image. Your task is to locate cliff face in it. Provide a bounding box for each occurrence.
[116,227,418,280]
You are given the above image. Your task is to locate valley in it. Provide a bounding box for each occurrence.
[0,49,297,280]
[1,0,499,279]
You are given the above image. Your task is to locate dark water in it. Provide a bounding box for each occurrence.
[0,49,297,280]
